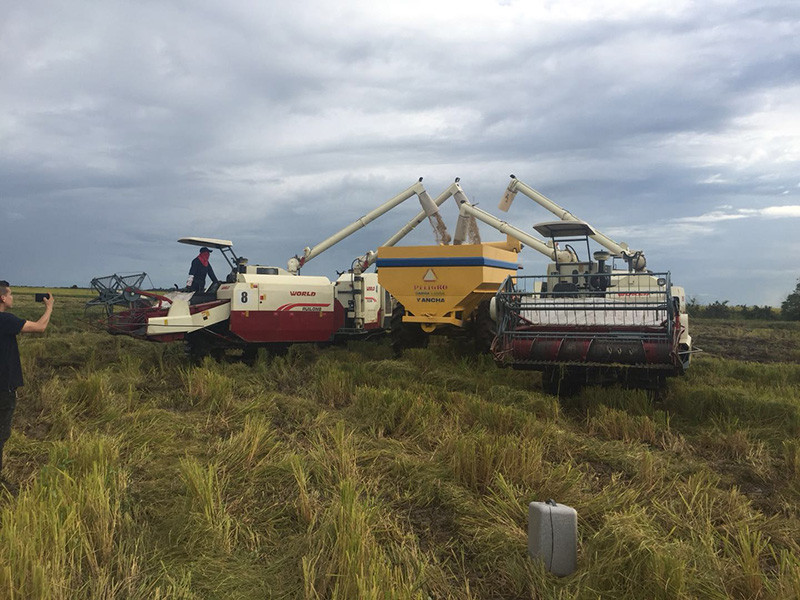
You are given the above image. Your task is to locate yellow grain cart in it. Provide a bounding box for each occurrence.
[376,237,521,352]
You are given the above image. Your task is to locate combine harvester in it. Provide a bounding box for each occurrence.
[90,179,459,360]
[376,176,692,398]
[484,175,693,394]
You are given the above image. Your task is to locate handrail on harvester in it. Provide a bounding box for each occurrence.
[126,287,174,309]
[494,271,676,338]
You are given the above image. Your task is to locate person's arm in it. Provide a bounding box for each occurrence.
[21,294,54,333]
[208,264,218,283]
[186,259,198,288]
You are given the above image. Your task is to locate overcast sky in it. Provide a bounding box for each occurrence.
[2,0,799,305]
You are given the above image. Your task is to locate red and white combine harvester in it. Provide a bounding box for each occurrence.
[91,179,459,360]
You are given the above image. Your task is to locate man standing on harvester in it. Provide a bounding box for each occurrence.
[186,246,218,293]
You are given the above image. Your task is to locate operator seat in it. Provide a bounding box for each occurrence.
[190,281,221,305]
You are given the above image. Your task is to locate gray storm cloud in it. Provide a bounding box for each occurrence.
[1,0,799,305]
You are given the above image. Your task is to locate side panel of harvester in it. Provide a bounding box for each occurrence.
[144,297,232,340]
[218,275,345,343]
[376,241,520,329]
[334,272,392,331]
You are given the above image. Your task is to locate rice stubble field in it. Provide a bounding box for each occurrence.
[1,288,799,599]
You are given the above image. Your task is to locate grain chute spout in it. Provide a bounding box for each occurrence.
[454,196,575,263]
[354,181,463,273]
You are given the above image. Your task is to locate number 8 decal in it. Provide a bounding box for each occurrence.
[241,291,248,304]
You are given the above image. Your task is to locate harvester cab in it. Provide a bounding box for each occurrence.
[530,221,613,296]
[177,237,241,295]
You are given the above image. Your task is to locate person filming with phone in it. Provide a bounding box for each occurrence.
[0,281,54,486]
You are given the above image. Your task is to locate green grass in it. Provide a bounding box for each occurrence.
[1,291,799,598]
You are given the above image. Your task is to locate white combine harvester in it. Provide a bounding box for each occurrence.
[484,176,693,394]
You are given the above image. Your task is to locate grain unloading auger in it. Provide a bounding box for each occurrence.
[486,175,693,394]
[88,179,451,360]
[499,175,648,272]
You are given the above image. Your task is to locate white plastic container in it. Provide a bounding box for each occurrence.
[528,499,577,576]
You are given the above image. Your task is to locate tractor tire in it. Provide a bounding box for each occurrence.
[184,336,207,365]
[473,299,496,354]
[185,333,224,365]
[390,303,428,356]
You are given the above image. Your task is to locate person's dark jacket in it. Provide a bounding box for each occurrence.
[0,312,25,391]
[188,257,218,292]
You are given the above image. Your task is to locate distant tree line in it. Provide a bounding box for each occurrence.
[688,278,800,321]
[783,278,800,320]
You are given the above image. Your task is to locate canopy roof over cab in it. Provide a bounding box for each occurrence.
[533,221,596,239]
[178,237,233,250]
[178,237,239,270]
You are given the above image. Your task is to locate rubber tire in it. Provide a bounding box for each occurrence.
[473,299,496,354]
[390,303,429,356]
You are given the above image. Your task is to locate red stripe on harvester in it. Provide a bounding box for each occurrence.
[277,303,330,311]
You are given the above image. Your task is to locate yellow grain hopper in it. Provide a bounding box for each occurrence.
[377,239,522,329]
[376,238,521,349]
